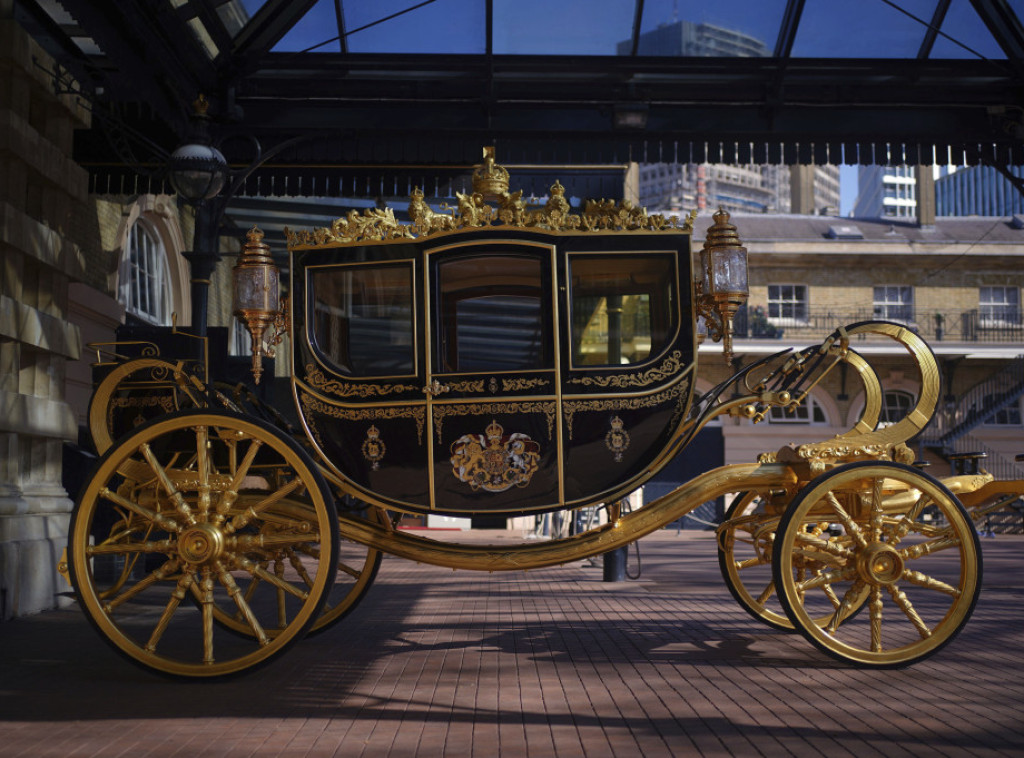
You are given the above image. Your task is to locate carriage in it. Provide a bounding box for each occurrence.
[65,149,1020,678]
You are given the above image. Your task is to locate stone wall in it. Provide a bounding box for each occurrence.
[0,19,92,618]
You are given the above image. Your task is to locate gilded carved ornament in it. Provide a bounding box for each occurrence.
[286,147,696,249]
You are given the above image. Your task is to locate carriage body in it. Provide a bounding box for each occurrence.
[290,226,695,517]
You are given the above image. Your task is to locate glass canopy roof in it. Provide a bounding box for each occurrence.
[229,0,1013,60]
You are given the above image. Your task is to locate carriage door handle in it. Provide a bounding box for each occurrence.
[423,379,450,397]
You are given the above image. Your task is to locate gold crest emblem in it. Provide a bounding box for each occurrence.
[361,425,386,470]
[450,420,541,492]
[605,416,631,462]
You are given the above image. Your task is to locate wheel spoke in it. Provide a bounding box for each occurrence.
[215,561,270,646]
[900,568,961,597]
[888,493,931,545]
[824,578,866,634]
[755,580,776,605]
[214,439,263,521]
[870,586,884,652]
[196,425,211,518]
[887,583,932,639]
[140,443,197,527]
[146,569,195,652]
[99,486,180,533]
[797,564,858,594]
[825,492,867,548]
[103,559,180,612]
[234,554,311,600]
[868,477,884,543]
[225,478,305,534]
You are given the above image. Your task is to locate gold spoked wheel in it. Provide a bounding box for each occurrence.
[209,500,384,638]
[69,410,339,678]
[718,491,791,630]
[718,491,866,632]
[773,462,981,668]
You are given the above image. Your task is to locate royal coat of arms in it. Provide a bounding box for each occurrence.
[450,420,541,492]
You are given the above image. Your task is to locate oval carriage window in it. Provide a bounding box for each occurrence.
[570,255,677,366]
[310,264,415,376]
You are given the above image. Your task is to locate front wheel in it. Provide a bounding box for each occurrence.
[69,410,340,678]
[773,462,981,668]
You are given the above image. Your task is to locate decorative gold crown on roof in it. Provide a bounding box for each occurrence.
[471,146,510,200]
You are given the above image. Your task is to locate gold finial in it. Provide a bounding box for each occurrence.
[193,94,210,117]
[705,207,744,249]
[472,146,510,201]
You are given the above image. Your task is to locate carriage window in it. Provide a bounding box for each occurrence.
[310,264,414,376]
[570,255,676,366]
[437,255,549,372]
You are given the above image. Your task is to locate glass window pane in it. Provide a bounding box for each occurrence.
[272,0,341,52]
[344,0,485,54]
[631,0,783,57]
[495,0,634,54]
[438,256,549,373]
[570,255,676,367]
[792,0,937,58]
[931,3,1007,58]
[311,264,415,376]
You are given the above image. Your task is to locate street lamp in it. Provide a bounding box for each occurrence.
[167,95,231,336]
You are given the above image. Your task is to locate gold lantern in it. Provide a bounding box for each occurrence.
[233,226,285,384]
[696,208,749,363]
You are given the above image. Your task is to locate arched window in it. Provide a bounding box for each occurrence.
[881,390,916,425]
[768,395,827,424]
[119,218,171,325]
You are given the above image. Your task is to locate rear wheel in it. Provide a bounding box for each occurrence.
[69,410,339,678]
[773,462,981,667]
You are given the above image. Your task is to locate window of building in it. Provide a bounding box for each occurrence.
[881,390,915,425]
[768,394,827,424]
[767,284,808,324]
[873,285,914,323]
[979,286,1020,327]
[982,394,1022,426]
[119,219,170,325]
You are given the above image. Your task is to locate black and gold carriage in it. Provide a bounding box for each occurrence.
[66,149,1020,677]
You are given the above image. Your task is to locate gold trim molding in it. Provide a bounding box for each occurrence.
[569,350,687,389]
[300,392,426,445]
[432,400,557,444]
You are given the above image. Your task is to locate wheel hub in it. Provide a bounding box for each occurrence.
[856,542,904,585]
[178,523,226,565]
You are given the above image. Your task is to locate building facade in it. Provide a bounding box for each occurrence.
[936,165,1024,217]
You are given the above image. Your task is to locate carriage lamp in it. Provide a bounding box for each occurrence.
[233,226,285,384]
[697,208,749,363]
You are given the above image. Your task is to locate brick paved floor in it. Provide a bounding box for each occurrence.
[1,531,1022,757]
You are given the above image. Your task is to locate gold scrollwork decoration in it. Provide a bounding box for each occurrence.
[305,364,418,399]
[107,395,177,430]
[502,378,550,392]
[287,148,695,249]
[433,401,557,444]
[447,379,486,393]
[569,351,686,388]
[300,393,426,445]
[563,378,690,439]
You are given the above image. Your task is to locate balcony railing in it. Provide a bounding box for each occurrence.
[733,306,1024,344]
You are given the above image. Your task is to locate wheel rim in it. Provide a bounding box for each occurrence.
[719,492,860,631]
[773,462,981,667]
[69,410,339,678]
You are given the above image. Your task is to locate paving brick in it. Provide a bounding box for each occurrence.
[0,531,1022,757]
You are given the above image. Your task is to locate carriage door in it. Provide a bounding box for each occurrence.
[425,241,562,514]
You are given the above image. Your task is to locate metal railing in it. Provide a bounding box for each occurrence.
[734,306,1024,344]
